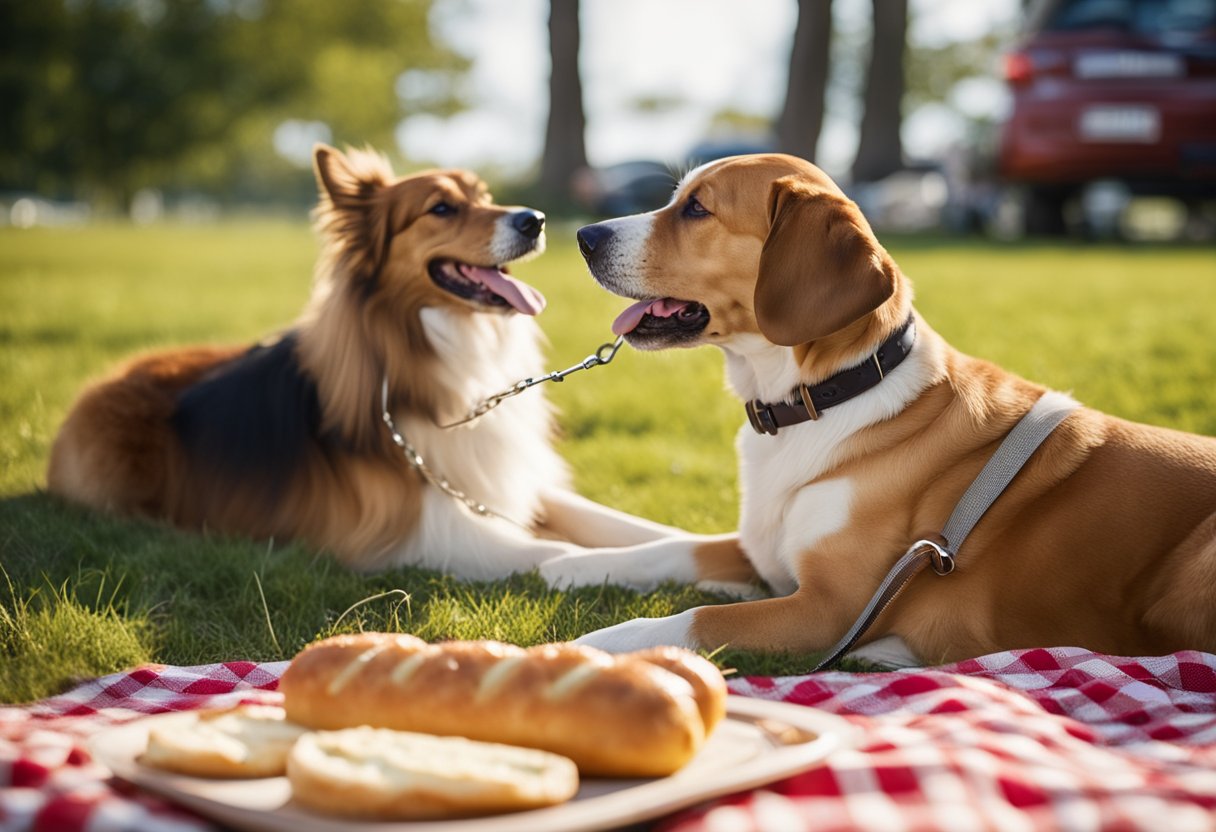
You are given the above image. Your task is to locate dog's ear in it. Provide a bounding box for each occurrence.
[312,144,398,288]
[307,145,401,451]
[313,144,348,201]
[755,176,896,346]
[313,144,391,207]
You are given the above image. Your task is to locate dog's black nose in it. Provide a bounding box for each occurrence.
[576,223,614,260]
[511,210,545,239]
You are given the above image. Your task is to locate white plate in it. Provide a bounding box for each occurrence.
[1078,105,1161,143]
[90,696,856,832]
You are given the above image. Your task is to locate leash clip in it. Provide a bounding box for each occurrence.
[434,334,625,429]
[909,537,956,576]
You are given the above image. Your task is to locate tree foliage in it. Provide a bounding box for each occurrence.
[0,0,465,207]
[906,32,1010,113]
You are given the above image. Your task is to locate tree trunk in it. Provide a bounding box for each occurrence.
[775,0,833,164]
[851,0,908,183]
[539,0,587,201]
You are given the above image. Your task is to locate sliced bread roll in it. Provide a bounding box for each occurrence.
[139,704,306,778]
[286,727,580,819]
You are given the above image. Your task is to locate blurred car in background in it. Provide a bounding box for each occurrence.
[847,162,952,234]
[685,137,774,169]
[573,136,774,217]
[572,160,675,216]
[999,0,1216,234]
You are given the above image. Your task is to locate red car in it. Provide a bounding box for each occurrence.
[999,0,1216,233]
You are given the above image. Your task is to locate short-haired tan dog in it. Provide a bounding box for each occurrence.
[543,153,1216,665]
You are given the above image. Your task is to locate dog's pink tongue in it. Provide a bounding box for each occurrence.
[612,298,690,335]
[459,265,546,315]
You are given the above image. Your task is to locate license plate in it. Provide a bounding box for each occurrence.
[1075,51,1184,79]
[1078,105,1161,143]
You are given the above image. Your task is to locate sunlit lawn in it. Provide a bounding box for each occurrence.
[2,221,1214,702]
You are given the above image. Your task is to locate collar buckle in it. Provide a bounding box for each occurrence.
[797,384,820,420]
[745,399,780,435]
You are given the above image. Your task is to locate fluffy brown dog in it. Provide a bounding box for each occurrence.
[48,145,683,577]
[542,153,1216,664]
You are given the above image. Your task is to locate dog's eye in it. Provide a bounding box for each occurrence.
[429,202,456,217]
[683,195,710,218]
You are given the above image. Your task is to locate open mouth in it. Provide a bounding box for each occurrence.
[428,259,547,316]
[612,297,710,346]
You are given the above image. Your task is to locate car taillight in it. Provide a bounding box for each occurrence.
[1004,51,1034,86]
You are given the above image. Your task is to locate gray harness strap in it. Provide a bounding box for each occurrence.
[811,390,1079,672]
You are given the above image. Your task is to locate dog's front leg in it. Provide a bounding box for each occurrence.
[539,532,763,598]
[537,488,686,547]
[574,590,832,654]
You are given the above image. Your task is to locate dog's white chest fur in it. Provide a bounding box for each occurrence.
[384,308,568,573]
[413,307,567,521]
[737,423,854,596]
[725,335,848,594]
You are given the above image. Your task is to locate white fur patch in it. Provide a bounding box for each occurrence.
[776,479,852,589]
[491,215,545,264]
[377,306,572,578]
[412,307,568,523]
[386,488,575,581]
[573,609,698,653]
[722,333,804,404]
[584,214,654,299]
[693,580,766,600]
[538,538,700,591]
[538,488,683,548]
[847,635,922,668]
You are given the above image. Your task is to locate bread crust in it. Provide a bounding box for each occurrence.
[286,727,579,819]
[629,645,728,734]
[279,633,718,777]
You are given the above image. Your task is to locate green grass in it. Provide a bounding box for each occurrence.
[2,223,1214,702]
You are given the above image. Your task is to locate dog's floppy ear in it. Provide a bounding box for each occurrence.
[755,176,896,346]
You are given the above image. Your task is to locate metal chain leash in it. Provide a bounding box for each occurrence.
[436,335,624,429]
[379,334,625,524]
[380,375,530,529]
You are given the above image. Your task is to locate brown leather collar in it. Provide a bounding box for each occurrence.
[745,314,917,436]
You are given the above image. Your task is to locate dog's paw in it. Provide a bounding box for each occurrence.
[539,554,648,591]
[845,635,922,669]
[538,554,596,590]
[538,555,586,589]
[572,610,697,654]
[694,579,766,600]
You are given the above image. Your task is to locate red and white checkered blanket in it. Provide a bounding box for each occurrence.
[2,648,1214,831]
